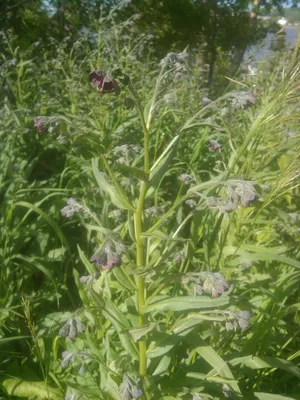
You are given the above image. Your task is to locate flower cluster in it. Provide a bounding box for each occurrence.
[160,52,188,79]
[90,238,126,271]
[119,375,144,400]
[185,199,198,209]
[61,350,91,371]
[60,198,83,218]
[208,139,221,153]
[178,173,194,185]
[112,144,141,165]
[33,115,63,134]
[182,272,230,298]
[89,70,120,95]
[79,272,100,284]
[34,116,46,133]
[201,96,212,106]
[230,91,256,109]
[144,205,165,218]
[225,310,251,331]
[226,180,257,207]
[204,196,238,214]
[173,250,185,264]
[59,316,85,339]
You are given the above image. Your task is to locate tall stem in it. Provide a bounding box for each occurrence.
[130,84,149,377]
[135,182,147,377]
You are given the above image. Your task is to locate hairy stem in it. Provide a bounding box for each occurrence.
[135,182,147,377]
[130,84,150,377]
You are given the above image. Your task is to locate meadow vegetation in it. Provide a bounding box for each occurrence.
[1,2,300,400]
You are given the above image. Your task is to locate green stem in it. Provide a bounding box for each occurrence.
[130,84,150,377]
[135,182,147,377]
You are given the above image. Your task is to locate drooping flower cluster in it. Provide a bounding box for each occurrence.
[230,91,256,109]
[185,199,198,209]
[89,70,120,95]
[112,144,141,165]
[208,139,222,153]
[160,51,188,69]
[34,116,46,133]
[178,173,194,185]
[182,272,230,298]
[173,250,185,264]
[79,272,100,284]
[61,350,91,372]
[34,115,64,134]
[144,205,165,218]
[226,180,257,207]
[90,238,126,271]
[60,198,83,218]
[204,196,238,214]
[119,375,144,400]
[59,316,85,339]
[160,52,188,80]
[201,96,212,106]
[198,179,257,213]
[225,310,251,331]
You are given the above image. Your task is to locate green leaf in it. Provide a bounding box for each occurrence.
[0,336,30,345]
[194,340,241,394]
[141,230,191,242]
[229,356,300,378]
[115,163,149,182]
[144,295,231,313]
[12,255,56,287]
[149,135,180,187]
[170,312,226,334]
[103,299,138,359]
[2,379,62,400]
[223,245,300,269]
[92,159,134,211]
[14,201,67,247]
[77,245,95,275]
[186,372,239,385]
[254,393,296,400]
[129,322,156,342]
[152,355,172,376]
[112,267,136,291]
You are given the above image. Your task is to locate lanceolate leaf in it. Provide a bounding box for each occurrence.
[253,393,296,400]
[115,163,149,182]
[194,340,241,394]
[149,135,180,186]
[229,356,300,379]
[92,159,134,211]
[144,295,231,313]
[2,379,62,400]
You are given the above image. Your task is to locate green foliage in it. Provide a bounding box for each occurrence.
[1,4,300,400]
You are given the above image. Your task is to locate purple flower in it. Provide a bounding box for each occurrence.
[173,250,184,264]
[225,310,251,331]
[201,96,212,106]
[89,70,120,95]
[230,91,256,109]
[34,116,46,133]
[60,198,83,218]
[178,174,194,184]
[90,239,125,271]
[202,272,230,298]
[208,139,221,152]
[183,272,230,298]
[59,317,85,340]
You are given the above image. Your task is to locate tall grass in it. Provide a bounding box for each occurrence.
[0,13,300,400]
